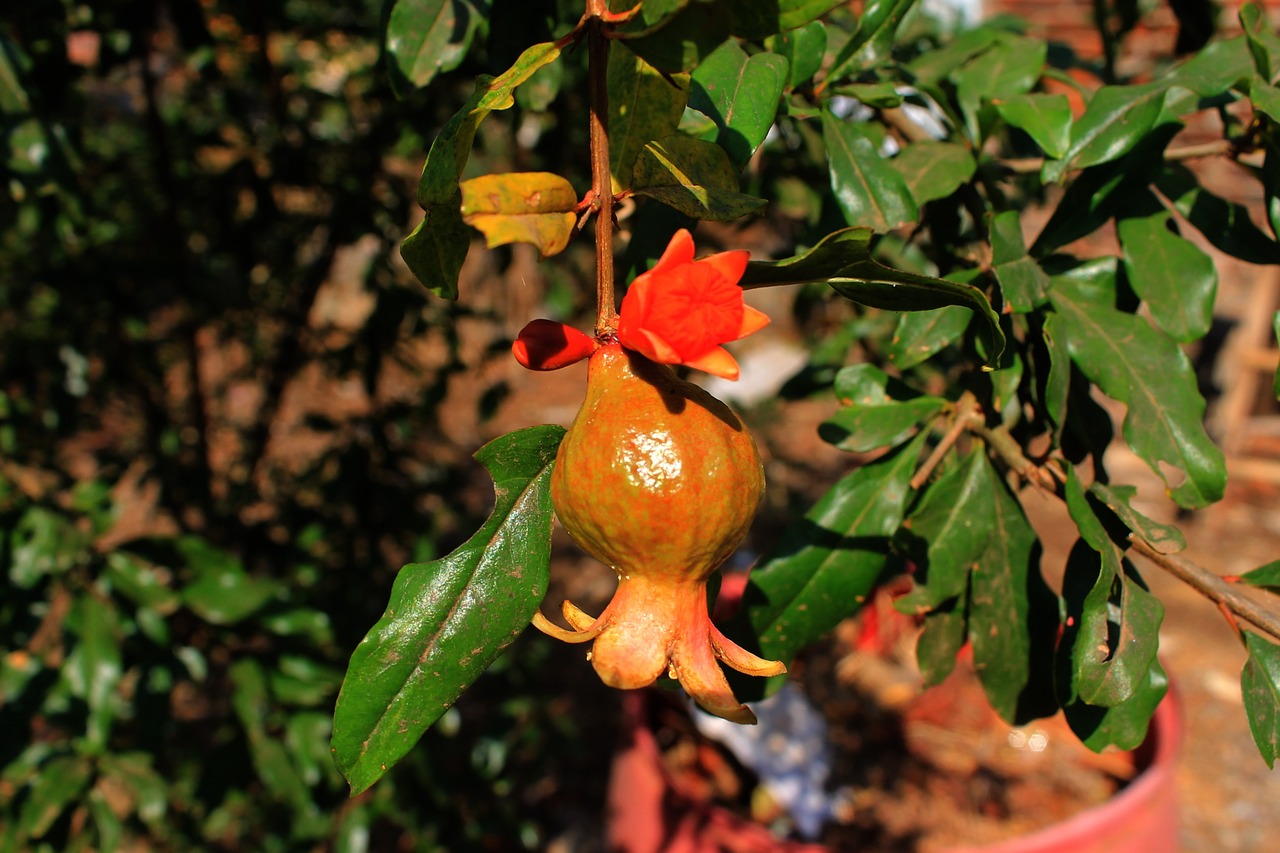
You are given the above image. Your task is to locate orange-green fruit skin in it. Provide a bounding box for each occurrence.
[550,343,764,586]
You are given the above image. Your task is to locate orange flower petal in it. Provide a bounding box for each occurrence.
[649,227,696,276]
[513,319,597,370]
[738,304,771,338]
[681,346,740,380]
[697,248,749,283]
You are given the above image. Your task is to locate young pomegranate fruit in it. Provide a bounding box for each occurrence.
[534,342,784,723]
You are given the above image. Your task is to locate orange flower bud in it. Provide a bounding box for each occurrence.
[512,319,597,370]
[617,229,770,380]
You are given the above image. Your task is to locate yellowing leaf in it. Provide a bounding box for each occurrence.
[460,172,578,257]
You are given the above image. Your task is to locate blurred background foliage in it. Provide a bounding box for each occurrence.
[1,1,614,850]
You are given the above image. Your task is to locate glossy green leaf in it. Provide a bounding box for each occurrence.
[16,753,93,840]
[1157,164,1280,264]
[1262,134,1280,243]
[1117,194,1216,342]
[98,753,167,832]
[400,198,470,300]
[953,36,1046,138]
[735,430,927,671]
[885,305,972,369]
[607,42,689,191]
[967,454,1060,723]
[88,788,123,853]
[770,21,827,89]
[459,172,577,257]
[1242,631,1280,767]
[1041,311,1070,442]
[689,41,788,168]
[741,227,1004,366]
[178,536,280,625]
[904,25,998,85]
[995,93,1072,159]
[1049,264,1226,508]
[1088,482,1187,554]
[1065,658,1169,752]
[331,425,564,794]
[1251,78,1280,125]
[731,0,845,37]
[990,210,1049,313]
[1042,85,1169,182]
[632,134,767,219]
[1239,559,1280,590]
[1168,35,1253,97]
[822,109,918,232]
[827,0,916,79]
[897,451,993,610]
[819,364,945,452]
[889,141,975,206]
[384,0,488,92]
[1242,2,1280,84]
[64,595,123,748]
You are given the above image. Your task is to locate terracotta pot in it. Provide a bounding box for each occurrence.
[606,686,1182,853]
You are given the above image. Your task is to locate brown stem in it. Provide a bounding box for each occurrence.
[1129,537,1280,646]
[910,392,980,490]
[587,1,617,335]
[967,418,1058,491]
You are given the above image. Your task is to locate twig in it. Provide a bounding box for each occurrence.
[910,392,980,490]
[967,419,1058,491]
[1129,537,1280,645]
[586,0,618,335]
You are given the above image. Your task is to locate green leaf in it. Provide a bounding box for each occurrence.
[915,597,968,686]
[995,93,1072,159]
[897,451,994,610]
[459,172,577,257]
[889,140,975,206]
[827,0,916,79]
[1049,264,1226,508]
[822,109,918,232]
[230,659,318,822]
[1168,35,1253,97]
[904,25,998,85]
[819,364,945,452]
[98,753,167,832]
[990,210,1049,313]
[416,41,563,206]
[1064,658,1169,752]
[64,595,123,748]
[178,536,280,625]
[734,430,928,671]
[1242,1,1280,84]
[741,227,1004,366]
[769,21,827,90]
[885,305,972,369]
[1251,78,1280,125]
[8,507,86,587]
[607,42,689,191]
[104,551,180,614]
[1061,540,1163,707]
[331,425,564,794]
[1042,85,1169,182]
[632,134,767,219]
[1243,630,1280,766]
[1157,164,1280,264]
[384,0,487,92]
[16,753,94,840]
[1088,482,1187,554]
[618,2,731,73]
[731,0,845,37]
[689,41,788,168]
[953,36,1046,139]
[1239,559,1280,590]
[400,198,470,300]
[1041,311,1071,442]
[967,454,1060,723]
[1117,194,1216,342]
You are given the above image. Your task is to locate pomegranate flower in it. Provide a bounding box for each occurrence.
[617,229,769,380]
